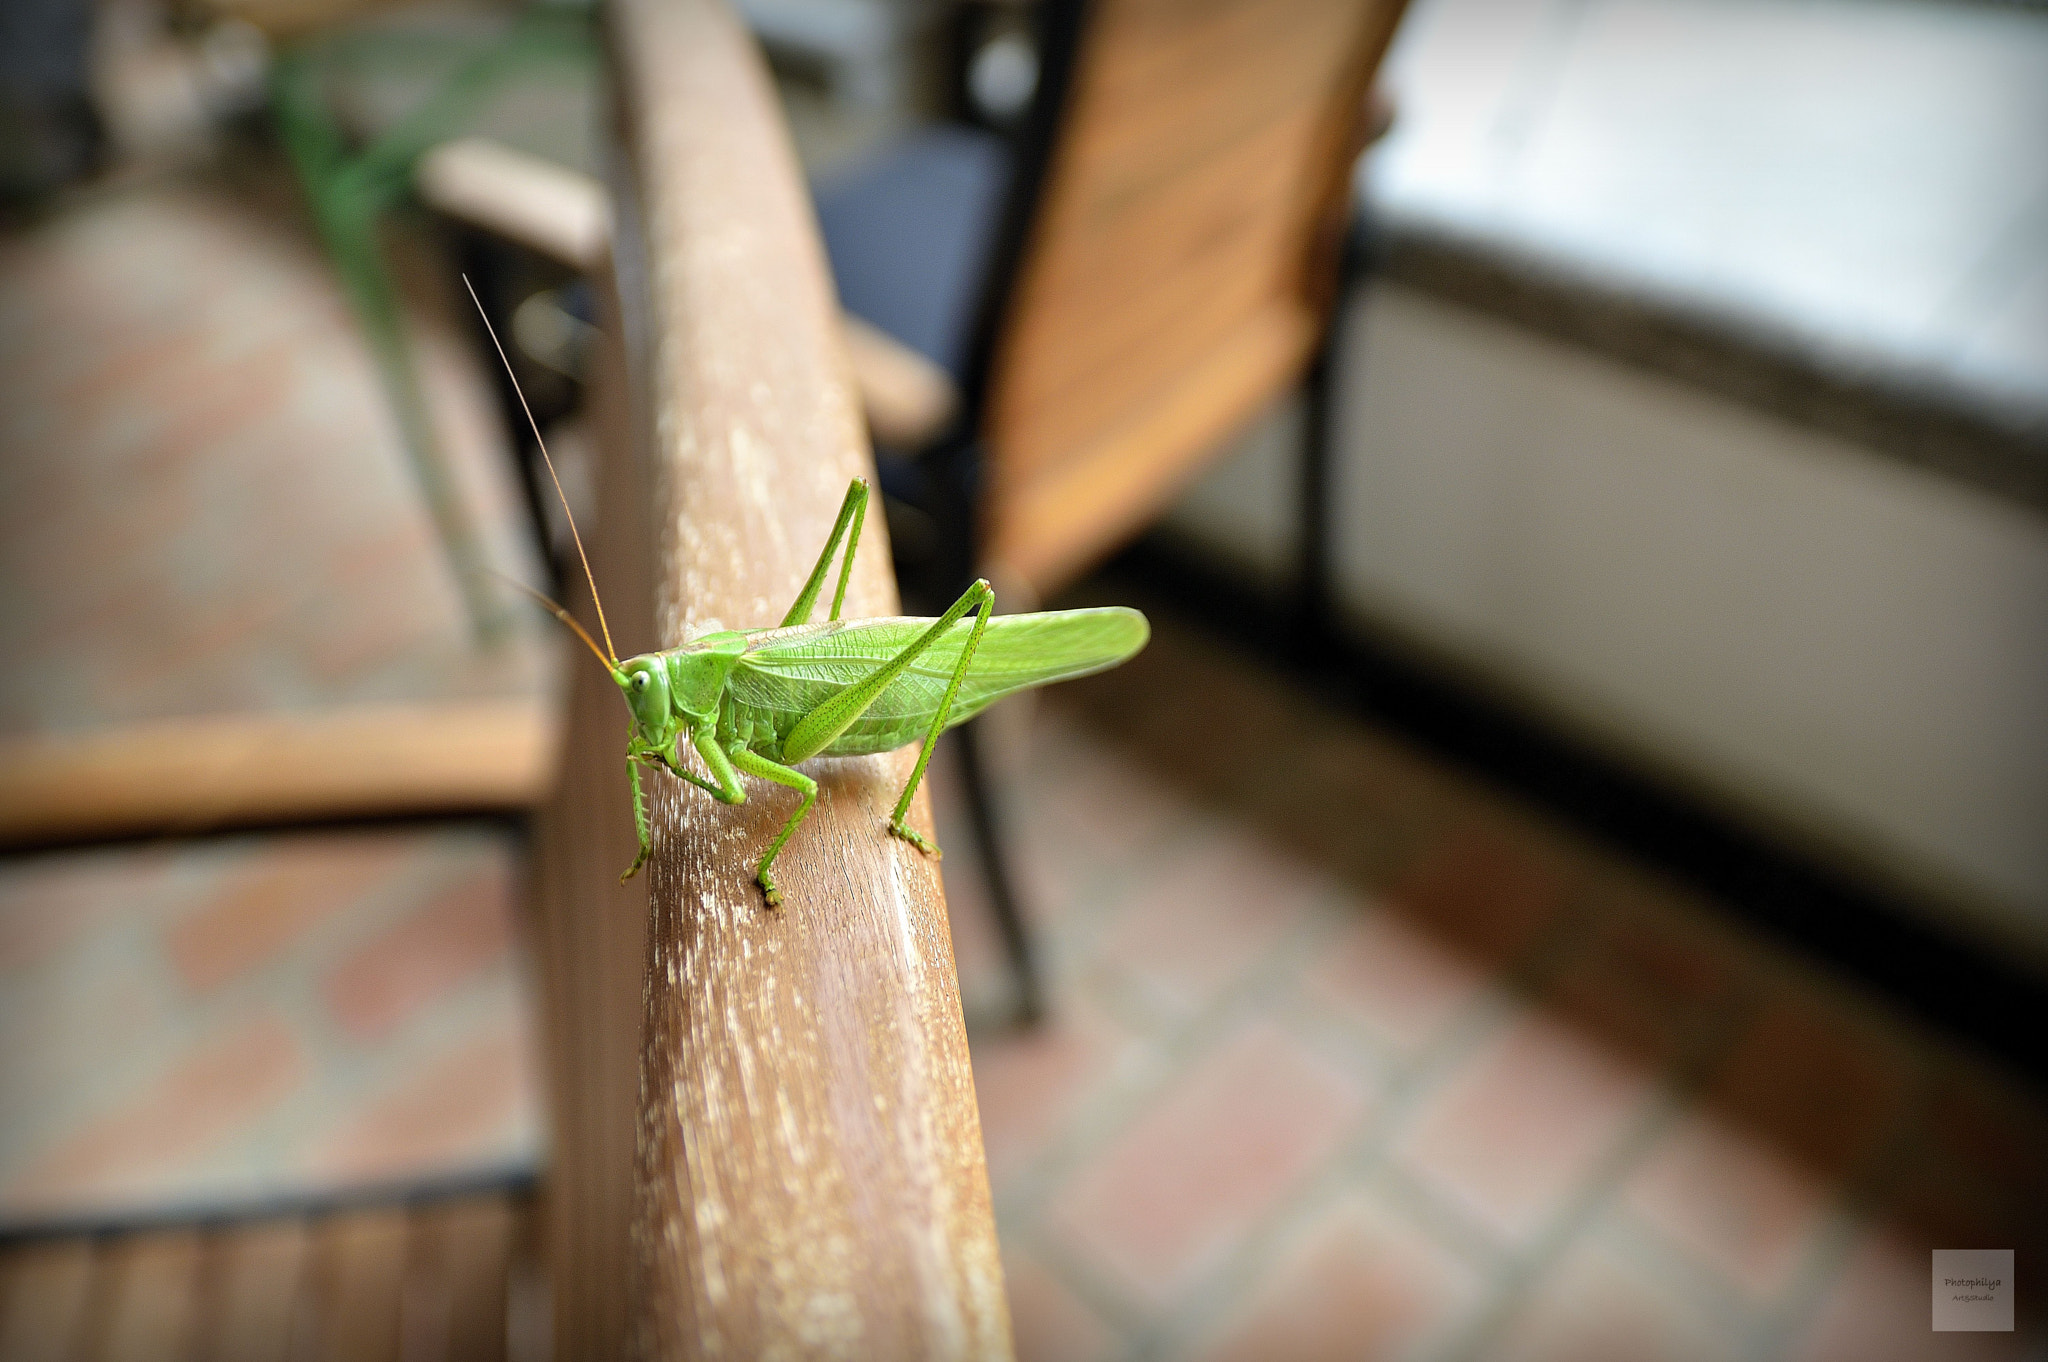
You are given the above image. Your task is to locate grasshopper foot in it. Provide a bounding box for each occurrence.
[889,820,942,859]
[756,867,784,908]
[620,846,649,884]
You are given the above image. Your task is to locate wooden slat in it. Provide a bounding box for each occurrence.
[0,700,556,847]
[985,0,1408,596]
[79,1230,204,1362]
[992,299,1319,590]
[0,1237,94,1362]
[439,1197,518,1362]
[843,314,961,451]
[996,105,1326,427]
[418,138,613,272]
[993,226,1289,486]
[417,138,960,453]
[1055,0,1365,196]
[303,1209,410,1362]
[186,1212,309,1359]
[1013,105,1312,324]
[191,1219,309,1362]
[532,0,1013,1356]
[403,1195,516,1362]
[0,1194,532,1362]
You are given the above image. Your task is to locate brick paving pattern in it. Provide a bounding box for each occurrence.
[0,165,553,739]
[0,829,542,1227]
[944,607,2048,1361]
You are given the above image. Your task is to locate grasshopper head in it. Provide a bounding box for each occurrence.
[614,656,672,739]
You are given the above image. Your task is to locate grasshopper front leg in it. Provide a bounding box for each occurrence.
[661,724,815,908]
[729,747,816,907]
[624,755,651,883]
[620,726,745,884]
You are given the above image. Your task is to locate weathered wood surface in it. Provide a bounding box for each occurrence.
[614,1,1009,1353]
[528,0,1013,1357]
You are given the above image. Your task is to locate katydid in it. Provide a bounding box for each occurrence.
[467,279,1148,905]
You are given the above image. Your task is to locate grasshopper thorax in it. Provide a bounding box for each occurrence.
[614,632,749,736]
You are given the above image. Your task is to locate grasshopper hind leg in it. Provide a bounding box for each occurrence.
[773,575,996,876]
[779,478,869,628]
[888,579,995,858]
[889,818,941,858]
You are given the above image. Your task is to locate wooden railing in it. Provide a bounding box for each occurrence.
[528,0,1013,1356]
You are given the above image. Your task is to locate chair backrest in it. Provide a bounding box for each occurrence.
[973,0,1407,595]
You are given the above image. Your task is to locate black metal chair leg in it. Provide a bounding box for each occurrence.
[1299,208,1378,649]
[913,437,1048,1027]
[1300,330,1338,644]
[954,716,1044,1027]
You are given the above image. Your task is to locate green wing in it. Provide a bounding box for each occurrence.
[727,606,1148,754]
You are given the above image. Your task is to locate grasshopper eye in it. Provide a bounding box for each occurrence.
[632,672,649,690]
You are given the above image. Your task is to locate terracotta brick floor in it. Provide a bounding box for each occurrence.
[0,164,553,739]
[939,604,2048,1362]
[0,827,543,1228]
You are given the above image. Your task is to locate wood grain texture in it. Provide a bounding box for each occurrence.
[526,255,653,1362]
[0,701,556,848]
[984,0,1408,596]
[191,1218,308,1362]
[0,1237,94,1362]
[595,0,1011,1356]
[0,1193,530,1362]
[995,300,1318,590]
[78,1230,202,1362]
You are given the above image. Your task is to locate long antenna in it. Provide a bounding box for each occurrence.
[493,571,613,674]
[462,274,617,664]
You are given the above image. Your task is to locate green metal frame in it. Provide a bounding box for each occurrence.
[272,7,597,638]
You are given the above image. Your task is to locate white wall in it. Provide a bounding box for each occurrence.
[1165,282,2048,959]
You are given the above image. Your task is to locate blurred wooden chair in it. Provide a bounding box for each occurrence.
[0,182,557,852]
[0,162,557,1356]
[818,0,1406,591]
[812,0,1410,1017]
[412,0,1411,1024]
[0,30,570,1347]
[269,5,602,640]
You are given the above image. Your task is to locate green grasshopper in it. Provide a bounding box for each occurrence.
[471,283,1147,905]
